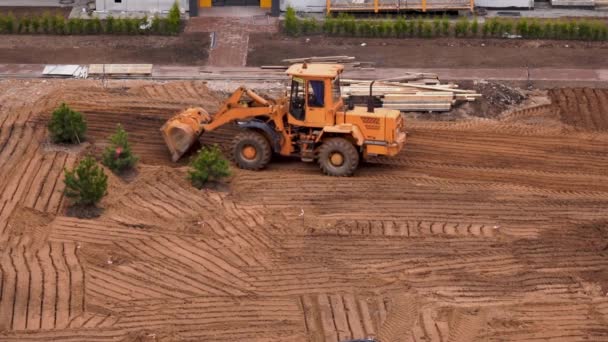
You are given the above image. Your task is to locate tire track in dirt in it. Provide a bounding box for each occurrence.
[447,308,486,342]
[309,219,500,238]
[301,293,388,341]
[2,81,608,341]
[377,293,419,342]
[0,243,84,331]
[550,88,608,131]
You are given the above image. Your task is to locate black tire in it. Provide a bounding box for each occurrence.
[318,137,360,177]
[232,130,272,170]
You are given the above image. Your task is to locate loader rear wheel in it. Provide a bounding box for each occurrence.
[232,130,272,170]
[318,138,359,177]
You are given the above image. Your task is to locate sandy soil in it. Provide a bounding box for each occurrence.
[247,34,608,69]
[0,33,211,65]
[0,79,607,341]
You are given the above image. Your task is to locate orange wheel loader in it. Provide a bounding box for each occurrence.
[161,63,407,176]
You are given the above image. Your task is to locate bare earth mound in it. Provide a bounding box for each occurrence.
[0,80,607,341]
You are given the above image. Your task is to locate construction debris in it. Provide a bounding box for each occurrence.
[342,75,481,112]
[88,64,153,76]
[42,65,88,79]
[261,55,375,70]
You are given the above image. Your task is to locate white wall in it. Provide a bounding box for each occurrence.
[475,0,534,8]
[281,0,327,12]
[96,0,189,12]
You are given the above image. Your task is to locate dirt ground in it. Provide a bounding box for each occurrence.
[0,7,71,18]
[247,34,608,68]
[0,33,211,65]
[0,78,607,341]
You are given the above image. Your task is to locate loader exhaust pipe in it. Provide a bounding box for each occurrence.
[367,80,376,113]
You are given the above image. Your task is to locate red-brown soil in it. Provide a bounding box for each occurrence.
[0,79,607,341]
[247,34,608,68]
[0,33,211,65]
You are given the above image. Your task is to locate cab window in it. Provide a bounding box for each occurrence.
[290,78,305,120]
[332,76,341,104]
[307,80,325,108]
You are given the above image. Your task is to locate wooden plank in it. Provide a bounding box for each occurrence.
[384,93,454,101]
[88,64,153,75]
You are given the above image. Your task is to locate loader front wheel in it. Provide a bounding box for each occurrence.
[318,138,359,177]
[232,130,272,170]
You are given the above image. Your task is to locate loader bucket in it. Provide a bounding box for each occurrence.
[161,107,211,162]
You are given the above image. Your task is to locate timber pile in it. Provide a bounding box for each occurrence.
[341,75,480,112]
[261,55,375,70]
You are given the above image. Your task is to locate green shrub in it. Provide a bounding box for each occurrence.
[441,14,450,36]
[64,156,108,206]
[48,103,87,144]
[285,6,298,36]
[19,17,30,34]
[555,21,568,39]
[432,16,441,36]
[5,12,16,33]
[344,15,357,35]
[124,18,138,34]
[481,20,490,37]
[30,16,41,33]
[323,16,335,34]
[0,14,5,34]
[188,145,231,189]
[589,21,602,40]
[516,18,528,36]
[151,14,162,33]
[114,19,127,34]
[471,17,479,36]
[405,19,414,37]
[454,17,470,37]
[53,14,66,34]
[578,20,592,40]
[101,124,139,173]
[529,19,542,38]
[40,11,51,33]
[542,21,554,39]
[379,20,392,37]
[487,18,501,37]
[597,22,608,40]
[167,1,181,35]
[394,16,407,37]
[105,15,115,33]
[67,18,84,34]
[503,20,513,35]
[301,17,319,34]
[356,20,370,37]
[567,20,577,39]
[415,17,423,37]
[422,20,433,38]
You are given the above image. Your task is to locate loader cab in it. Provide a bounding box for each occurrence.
[286,63,344,127]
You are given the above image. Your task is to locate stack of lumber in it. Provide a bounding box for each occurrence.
[261,55,375,70]
[342,76,480,112]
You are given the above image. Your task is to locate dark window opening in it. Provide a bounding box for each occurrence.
[290,79,305,120]
[308,80,325,108]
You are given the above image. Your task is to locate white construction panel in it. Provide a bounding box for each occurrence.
[551,0,594,6]
[475,0,534,8]
[281,0,327,12]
